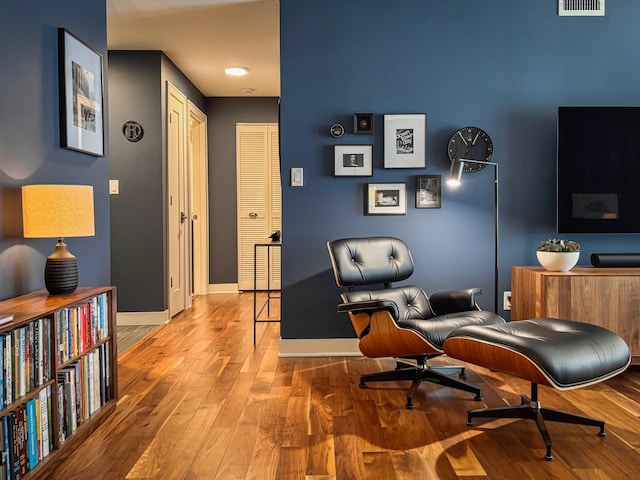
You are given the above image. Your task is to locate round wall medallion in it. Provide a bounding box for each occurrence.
[122,121,144,142]
[330,123,345,138]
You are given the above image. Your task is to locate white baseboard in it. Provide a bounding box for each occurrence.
[117,310,170,326]
[208,283,239,294]
[279,338,361,357]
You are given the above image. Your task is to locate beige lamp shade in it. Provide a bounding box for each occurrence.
[22,184,95,238]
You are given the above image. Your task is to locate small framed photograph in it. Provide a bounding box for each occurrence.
[58,28,105,157]
[334,145,373,176]
[416,175,441,208]
[383,114,426,168]
[365,183,407,215]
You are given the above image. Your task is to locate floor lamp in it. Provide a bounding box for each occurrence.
[447,158,500,314]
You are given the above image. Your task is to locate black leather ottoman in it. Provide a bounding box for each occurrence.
[443,318,631,460]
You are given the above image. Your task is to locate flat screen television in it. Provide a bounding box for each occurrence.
[557,106,640,234]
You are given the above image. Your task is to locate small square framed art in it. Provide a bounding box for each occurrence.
[334,145,373,176]
[416,175,441,208]
[365,183,407,215]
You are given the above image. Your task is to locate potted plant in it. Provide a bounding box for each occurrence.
[536,239,580,271]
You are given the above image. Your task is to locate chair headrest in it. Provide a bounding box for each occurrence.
[327,236,414,287]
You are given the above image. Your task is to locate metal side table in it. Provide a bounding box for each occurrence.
[253,240,281,345]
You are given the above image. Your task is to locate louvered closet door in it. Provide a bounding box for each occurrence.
[237,124,281,291]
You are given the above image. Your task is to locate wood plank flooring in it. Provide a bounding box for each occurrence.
[49,292,640,479]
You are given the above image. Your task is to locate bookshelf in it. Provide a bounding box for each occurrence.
[0,287,117,480]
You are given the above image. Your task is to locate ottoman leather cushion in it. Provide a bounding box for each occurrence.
[443,318,631,389]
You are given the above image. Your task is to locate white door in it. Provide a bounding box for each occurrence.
[188,101,209,297]
[168,83,189,316]
[237,123,281,291]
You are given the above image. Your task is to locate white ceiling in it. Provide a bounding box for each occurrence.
[107,0,280,97]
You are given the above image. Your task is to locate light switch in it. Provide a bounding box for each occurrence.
[291,168,304,186]
[109,179,119,194]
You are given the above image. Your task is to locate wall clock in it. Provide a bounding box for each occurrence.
[447,126,493,172]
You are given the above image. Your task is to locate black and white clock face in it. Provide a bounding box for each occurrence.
[447,126,493,172]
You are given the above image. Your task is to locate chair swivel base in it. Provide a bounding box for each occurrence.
[467,383,606,461]
[359,357,483,409]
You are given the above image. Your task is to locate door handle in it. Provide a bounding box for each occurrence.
[180,212,187,223]
[249,212,258,218]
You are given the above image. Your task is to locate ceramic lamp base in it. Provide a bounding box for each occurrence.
[45,240,78,294]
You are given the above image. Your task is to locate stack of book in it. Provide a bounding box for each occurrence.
[0,387,52,480]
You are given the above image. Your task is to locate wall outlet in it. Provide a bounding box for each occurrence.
[503,291,512,310]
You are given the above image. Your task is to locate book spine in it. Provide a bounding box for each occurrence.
[34,320,41,387]
[26,400,37,471]
[3,415,10,480]
[16,405,26,477]
[0,336,4,408]
[57,382,65,446]
[12,330,20,402]
[4,334,11,407]
[38,388,50,460]
[8,411,18,480]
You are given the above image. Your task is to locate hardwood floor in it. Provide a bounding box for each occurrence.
[49,292,640,479]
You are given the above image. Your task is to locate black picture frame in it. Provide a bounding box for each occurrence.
[334,145,373,176]
[416,175,441,208]
[365,183,407,215]
[354,113,374,134]
[58,28,105,157]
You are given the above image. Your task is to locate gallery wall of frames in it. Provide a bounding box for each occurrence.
[330,113,441,215]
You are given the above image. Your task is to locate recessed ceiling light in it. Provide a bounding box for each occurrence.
[225,66,249,76]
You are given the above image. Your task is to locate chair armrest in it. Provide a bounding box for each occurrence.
[430,288,482,315]
[337,299,399,319]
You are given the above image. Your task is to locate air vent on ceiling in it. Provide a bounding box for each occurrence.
[558,0,605,16]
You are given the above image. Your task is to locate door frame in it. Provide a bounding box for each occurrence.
[188,101,209,296]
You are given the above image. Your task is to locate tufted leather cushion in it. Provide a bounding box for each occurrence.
[444,318,631,389]
[344,287,503,348]
[328,237,414,287]
[344,285,434,321]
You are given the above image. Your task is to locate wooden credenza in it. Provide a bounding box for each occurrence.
[511,266,640,365]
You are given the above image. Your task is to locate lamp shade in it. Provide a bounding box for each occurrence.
[447,160,464,186]
[22,184,95,238]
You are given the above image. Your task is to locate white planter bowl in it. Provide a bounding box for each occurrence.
[536,251,580,272]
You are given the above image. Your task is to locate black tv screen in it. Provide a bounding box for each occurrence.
[557,106,640,234]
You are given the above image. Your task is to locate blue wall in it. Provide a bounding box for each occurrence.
[0,1,110,300]
[206,97,280,284]
[108,51,206,312]
[279,0,640,338]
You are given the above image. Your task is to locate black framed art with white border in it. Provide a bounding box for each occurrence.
[383,114,426,168]
[416,175,441,208]
[58,28,104,157]
[365,182,407,215]
[334,145,373,176]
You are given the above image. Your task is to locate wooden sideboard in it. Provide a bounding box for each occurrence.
[511,266,640,365]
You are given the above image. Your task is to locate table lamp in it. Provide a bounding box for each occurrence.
[22,184,95,294]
